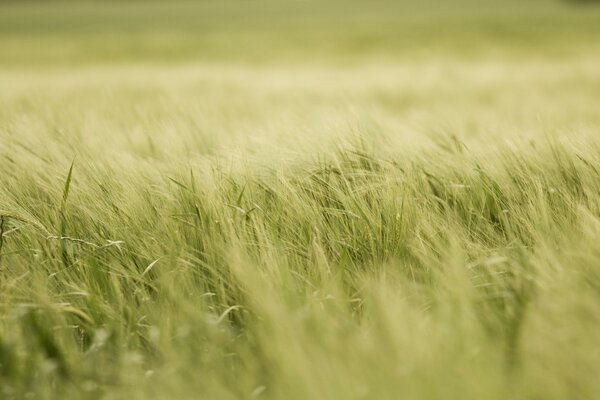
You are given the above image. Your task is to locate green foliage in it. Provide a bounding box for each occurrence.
[1,1,600,399]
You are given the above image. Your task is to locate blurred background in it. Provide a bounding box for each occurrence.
[1,0,600,67]
[1,0,600,164]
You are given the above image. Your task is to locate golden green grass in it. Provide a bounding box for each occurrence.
[1,1,600,399]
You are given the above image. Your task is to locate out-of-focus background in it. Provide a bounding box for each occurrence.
[2,0,600,66]
[2,0,600,165]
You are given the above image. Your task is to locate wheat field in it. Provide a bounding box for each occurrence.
[1,1,600,399]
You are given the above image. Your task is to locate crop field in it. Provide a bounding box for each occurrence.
[1,0,600,399]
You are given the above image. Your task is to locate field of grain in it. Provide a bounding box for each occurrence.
[1,1,600,399]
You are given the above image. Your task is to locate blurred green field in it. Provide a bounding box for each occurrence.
[1,1,600,399]
[2,0,600,65]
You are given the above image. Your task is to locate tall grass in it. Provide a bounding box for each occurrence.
[2,128,600,399]
[1,1,600,399]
